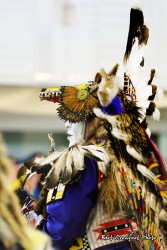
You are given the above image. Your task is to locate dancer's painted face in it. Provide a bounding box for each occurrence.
[65,121,85,147]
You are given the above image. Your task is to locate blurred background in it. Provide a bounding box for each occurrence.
[0,0,167,162]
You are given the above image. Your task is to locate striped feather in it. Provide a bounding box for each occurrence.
[126,145,143,162]
[51,149,68,185]
[39,150,63,165]
[40,165,54,186]
[81,145,106,154]
[137,164,155,181]
[124,8,145,62]
[125,42,146,81]
[148,69,156,85]
[136,100,160,120]
[136,85,157,101]
[32,163,52,174]
[62,148,73,184]
[79,147,103,162]
[72,147,84,171]
[85,145,110,164]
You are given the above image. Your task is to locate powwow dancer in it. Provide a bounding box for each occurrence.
[20,7,167,250]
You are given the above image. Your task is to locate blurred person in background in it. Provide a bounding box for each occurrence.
[0,134,53,250]
[16,153,43,200]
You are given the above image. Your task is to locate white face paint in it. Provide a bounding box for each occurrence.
[65,121,85,147]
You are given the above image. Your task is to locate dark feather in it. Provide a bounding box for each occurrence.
[40,172,47,183]
[140,119,148,129]
[124,8,148,62]
[45,168,59,189]
[148,85,157,101]
[17,165,27,178]
[83,149,103,162]
[140,57,144,67]
[61,149,73,184]
[32,164,52,174]
[94,72,102,83]
[22,173,31,188]
[146,102,156,116]
[24,159,34,169]
[23,155,44,170]
[61,169,72,184]
[108,64,119,77]
[140,24,149,45]
[148,69,156,85]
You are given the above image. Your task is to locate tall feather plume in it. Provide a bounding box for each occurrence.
[124,8,149,81]
[124,8,144,61]
[123,8,161,126]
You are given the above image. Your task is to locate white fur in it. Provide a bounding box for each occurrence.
[93,108,128,141]
[93,108,118,125]
[159,209,167,221]
[112,127,128,141]
[97,68,120,106]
